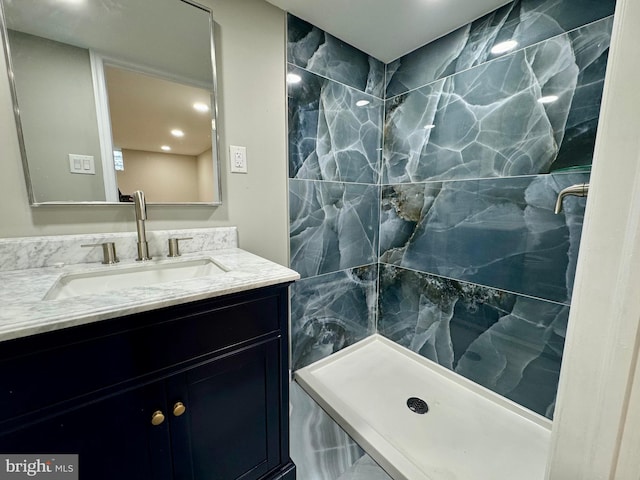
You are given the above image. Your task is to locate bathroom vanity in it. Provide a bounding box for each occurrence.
[0,228,299,480]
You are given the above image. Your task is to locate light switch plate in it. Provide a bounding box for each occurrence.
[229,145,247,174]
[69,154,95,175]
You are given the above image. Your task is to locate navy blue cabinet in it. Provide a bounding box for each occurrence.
[169,339,282,480]
[0,285,295,480]
[0,381,172,479]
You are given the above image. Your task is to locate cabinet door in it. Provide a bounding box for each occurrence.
[0,382,172,480]
[169,339,282,480]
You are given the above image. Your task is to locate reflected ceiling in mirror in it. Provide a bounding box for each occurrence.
[0,0,221,205]
[106,66,215,203]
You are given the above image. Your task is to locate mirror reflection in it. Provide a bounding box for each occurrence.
[106,65,215,203]
[0,0,221,205]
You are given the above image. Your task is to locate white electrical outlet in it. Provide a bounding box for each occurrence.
[68,154,95,175]
[229,145,247,173]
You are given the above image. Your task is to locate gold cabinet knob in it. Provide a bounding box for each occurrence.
[151,410,165,426]
[173,401,186,417]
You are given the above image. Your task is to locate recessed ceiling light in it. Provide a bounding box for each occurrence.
[491,40,518,55]
[538,95,559,104]
[161,145,171,151]
[193,102,209,112]
[356,100,370,107]
[424,124,436,130]
[170,129,184,137]
[287,73,302,84]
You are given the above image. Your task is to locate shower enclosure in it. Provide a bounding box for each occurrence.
[285,0,636,477]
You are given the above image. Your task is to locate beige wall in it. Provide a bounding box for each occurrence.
[0,0,289,266]
[117,149,199,203]
[197,149,215,202]
[8,31,105,202]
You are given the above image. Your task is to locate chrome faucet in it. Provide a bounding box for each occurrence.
[554,183,589,214]
[133,190,152,261]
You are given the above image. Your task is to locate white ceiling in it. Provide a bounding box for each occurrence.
[106,66,212,157]
[4,0,213,87]
[266,0,513,63]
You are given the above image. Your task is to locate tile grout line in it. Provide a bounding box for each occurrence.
[289,170,591,188]
[287,62,385,101]
[374,62,388,334]
[294,262,380,283]
[382,170,591,187]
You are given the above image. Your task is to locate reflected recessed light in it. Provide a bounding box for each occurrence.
[538,95,559,104]
[424,124,436,130]
[170,129,184,137]
[356,100,370,107]
[287,73,302,84]
[161,145,171,151]
[491,40,518,55]
[193,102,209,112]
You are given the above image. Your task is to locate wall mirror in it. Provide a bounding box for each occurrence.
[0,0,221,205]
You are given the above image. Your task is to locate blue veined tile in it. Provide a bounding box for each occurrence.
[553,16,613,171]
[379,173,588,304]
[288,66,383,184]
[290,382,367,480]
[290,265,378,370]
[378,264,569,418]
[287,14,385,98]
[336,455,393,480]
[386,0,616,97]
[383,17,612,184]
[290,180,380,278]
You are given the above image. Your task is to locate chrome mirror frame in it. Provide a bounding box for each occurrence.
[0,0,222,207]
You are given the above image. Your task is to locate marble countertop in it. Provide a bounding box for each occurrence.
[0,247,300,343]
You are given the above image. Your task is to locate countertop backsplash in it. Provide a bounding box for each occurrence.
[0,227,238,272]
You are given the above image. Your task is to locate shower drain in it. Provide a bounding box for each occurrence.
[406,397,429,414]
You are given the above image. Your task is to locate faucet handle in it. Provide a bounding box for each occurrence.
[167,237,192,258]
[554,183,590,214]
[81,242,119,264]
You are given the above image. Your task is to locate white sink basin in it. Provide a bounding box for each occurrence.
[44,257,228,300]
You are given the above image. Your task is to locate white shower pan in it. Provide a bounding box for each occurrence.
[295,334,551,480]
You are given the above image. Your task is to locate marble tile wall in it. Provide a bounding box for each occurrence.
[380,173,589,304]
[378,264,569,417]
[384,16,613,183]
[385,0,616,97]
[288,0,615,425]
[336,455,392,480]
[288,16,385,98]
[379,0,615,419]
[291,265,378,370]
[289,180,379,279]
[290,381,392,480]
[288,15,383,367]
[288,66,384,184]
